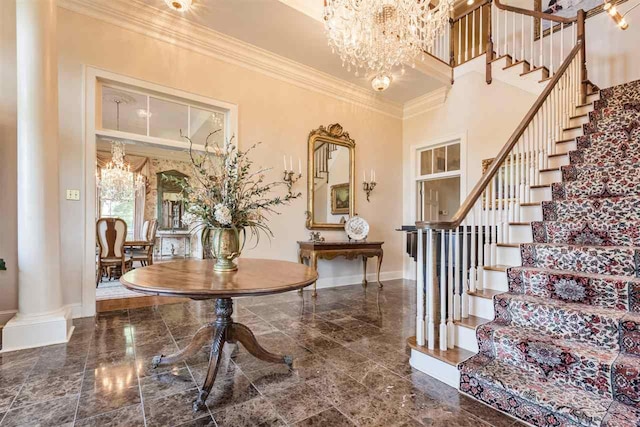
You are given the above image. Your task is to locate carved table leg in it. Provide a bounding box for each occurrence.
[230,323,293,366]
[193,326,226,412]
[362,256,368,288]
[186,298,292,412]
[152,323,215,368]
[376,251,384,288]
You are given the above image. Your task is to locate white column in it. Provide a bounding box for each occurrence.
[2,0,73,352]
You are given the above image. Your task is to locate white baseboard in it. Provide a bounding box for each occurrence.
[409,349,460,389]
[1,306,74,353]
[314,270,404,289]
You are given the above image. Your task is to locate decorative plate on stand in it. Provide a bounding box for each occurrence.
[344,216,369,241]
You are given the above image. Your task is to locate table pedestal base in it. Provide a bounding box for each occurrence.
[150,298,292,412]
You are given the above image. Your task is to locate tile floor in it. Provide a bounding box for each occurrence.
[0,279,520,427]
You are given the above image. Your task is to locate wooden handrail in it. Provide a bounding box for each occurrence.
[453,0,491,21]
[416,41,582,231]
[493,0,577,23]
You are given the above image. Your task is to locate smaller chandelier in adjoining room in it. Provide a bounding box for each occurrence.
[324,0,454,91]
[97,141,145,202]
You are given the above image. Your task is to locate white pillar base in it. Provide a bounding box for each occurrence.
[1,307,74,353]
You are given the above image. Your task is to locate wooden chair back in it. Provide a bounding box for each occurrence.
[96,217,127,259]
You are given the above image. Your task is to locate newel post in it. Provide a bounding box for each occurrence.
[577,8,587,104]
[486,0,494,84]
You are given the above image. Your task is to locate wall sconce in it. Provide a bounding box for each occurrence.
[362,169,377,202]
[283,155,302,197]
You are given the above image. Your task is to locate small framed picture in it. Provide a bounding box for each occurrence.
[330,183,350,215]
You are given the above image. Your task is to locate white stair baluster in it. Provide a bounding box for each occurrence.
[462,221,469,319]
[454,228,461,321]
[416,228,425,346]
[447,230,455,349]
[439,229,447,351]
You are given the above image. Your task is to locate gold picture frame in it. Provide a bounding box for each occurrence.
[330,183,350,215]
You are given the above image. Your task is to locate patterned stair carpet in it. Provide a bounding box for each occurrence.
[459,79,640,426]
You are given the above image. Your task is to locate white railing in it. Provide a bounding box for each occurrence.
[414,42,584,351]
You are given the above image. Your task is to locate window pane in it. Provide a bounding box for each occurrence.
[434,146,446,173]
[447,143,460,171]
[101,87,147,136]
[189,107,225,146]
[420,150,432,175]
[149,97,188,141]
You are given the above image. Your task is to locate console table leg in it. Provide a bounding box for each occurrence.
[311,254,318,298]
[362,256,368,288]
[376,252,384,288]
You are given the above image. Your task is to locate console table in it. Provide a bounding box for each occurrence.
[297,240,384,297]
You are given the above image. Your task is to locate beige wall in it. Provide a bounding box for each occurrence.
[0,6,404,320]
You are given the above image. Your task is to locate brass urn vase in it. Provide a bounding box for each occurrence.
[208,227,242,272]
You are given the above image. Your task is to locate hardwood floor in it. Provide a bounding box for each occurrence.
[96,294,188,312]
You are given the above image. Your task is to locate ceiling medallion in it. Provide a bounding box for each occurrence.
[324,0,453,91]
[164,0,192,12]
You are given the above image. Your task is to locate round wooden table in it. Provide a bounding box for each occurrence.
[120,258,317,411]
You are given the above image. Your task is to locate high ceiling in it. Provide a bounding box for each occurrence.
[137,0,451,104]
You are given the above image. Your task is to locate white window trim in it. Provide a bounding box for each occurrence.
[82,66,239,317]
[409,132,467,225]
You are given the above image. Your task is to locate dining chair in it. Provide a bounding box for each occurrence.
[130,218,158,267]
[96,217,132,286]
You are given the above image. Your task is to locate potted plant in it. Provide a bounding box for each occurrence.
[170,131,300,272]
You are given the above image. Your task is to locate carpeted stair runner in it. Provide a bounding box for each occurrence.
[459,79,640,426]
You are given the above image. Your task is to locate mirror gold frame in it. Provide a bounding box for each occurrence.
[306,123,356,230]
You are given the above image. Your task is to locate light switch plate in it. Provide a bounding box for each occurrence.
[66,189,80,201]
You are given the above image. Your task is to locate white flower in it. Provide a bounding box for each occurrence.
[214,203,232,226]
[181,211,198,226]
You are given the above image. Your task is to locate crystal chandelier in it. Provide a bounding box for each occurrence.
[323,0,453,90]
[96,98,145,202]
[97,141,145,202]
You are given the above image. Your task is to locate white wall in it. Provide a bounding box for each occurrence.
[402,71,538,277]
[0,5,404,321]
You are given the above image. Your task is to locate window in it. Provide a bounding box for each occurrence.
[418,142,460,178]
[100,85,228,145]
[415,140,463,222]
[99,171,135,239]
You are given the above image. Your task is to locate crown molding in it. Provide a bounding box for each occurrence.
[403,86,450,119]
[58,0,405,119]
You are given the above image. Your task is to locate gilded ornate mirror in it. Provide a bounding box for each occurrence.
[306,123,355,230]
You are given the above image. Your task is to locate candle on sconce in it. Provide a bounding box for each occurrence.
[373,169,376,182]
[283,155,287,171]
[298,158,302,174]
[363,170,366,182]
[289,156,293,172]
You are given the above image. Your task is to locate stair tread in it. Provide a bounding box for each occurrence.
[484,265,509,272]
[570,113,589,120]
[468,288,503,299]
[461,356,614,425]
[455,315,491,330]
[521,202,540,206]
[407,336,474,366]
[530,184,550,189]
[502,60,529,71]
[509,265,640,283]
[497,243,520,247]
[548,152,567,158]
[520,65,549,77]
[499,292,628,321]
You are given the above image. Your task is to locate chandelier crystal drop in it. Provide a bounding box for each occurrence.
[324,0,453,89]
[97,141,145,202]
